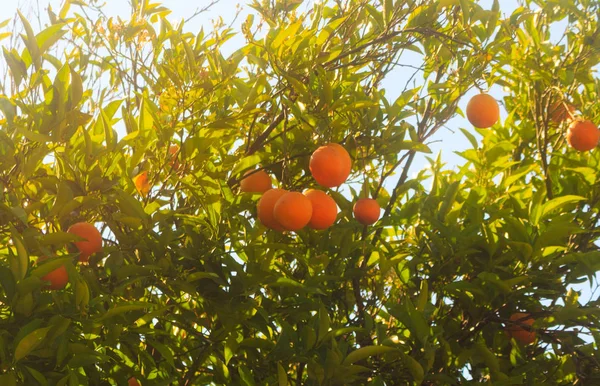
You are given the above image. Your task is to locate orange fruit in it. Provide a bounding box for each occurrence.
[506,313,536,345]
[67,222,103,263]
[466,93,500,128]
[133,171,151,196]
[303,189,338,230]
[549,101,575,124]
[274,192,313,231]
[567,119,599,151]
[240,169,272,193]
[39,256,68,290]
[309,143,352,188]
[128,378,141,386]
[257,188,288,231]
[353,198,381,225]
[168,144,180,169]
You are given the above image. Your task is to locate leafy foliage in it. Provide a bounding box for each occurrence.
[0,0,598,384]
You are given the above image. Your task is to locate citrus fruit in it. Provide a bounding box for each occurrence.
[39,256,68,290]
[128,378,141,386]
[567,119,599,151]
[309,143,352,188]
[466,93,500,128]
[169,144,180,169]
[506,313,536,345]
[67,222,103,263]
[353,198,381,225]
[303,189,338,230]
[133,171,151,196]
[273,192,313,231]
[257,188,288,231]
[549,101,575,124]
[240,169,272,193]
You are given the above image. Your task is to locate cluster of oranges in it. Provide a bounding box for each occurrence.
[241,143,381,232]
[466,93,599,152]
[39,222,103,291]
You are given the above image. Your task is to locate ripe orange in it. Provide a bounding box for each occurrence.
[133,171,151,196]
[168,144,180,169]
[303,189,338,230]
[39,256,68,290]
[506,313,536,345]
[549,101,575,124]
[274,192,313,231]
[304,189,337,230]
[466,93,500,128]
[128,377,141,386]
[240,169,272,193]
[257,188,288,231]
[309,143,352,188]
[567,119,599,151]
[353,198,381,225]
[67,222,103,263]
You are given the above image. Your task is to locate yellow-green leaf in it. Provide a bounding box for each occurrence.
[342,346,397,365]
[15,327,52,361]
[277,363,287,386]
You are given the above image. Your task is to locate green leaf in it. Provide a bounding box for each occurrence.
[231,154,262,180]
[396,141,432,154]
[96,304,150,322]
[460,128,478,149]
[238,365,256,386]
[400,352,424,383]
[9,226,28,281]
[15,126,53,143]
[342,346,397,365]
[181,38,197,71]
[15,327,52,361]
[503,164,537,187]
[437,181,460,222]
[37,23,67,54]
[3,48,27,87]
[31,257,72,279]
[416,280,428,312]
[101,110,116,151]
[474,341,500,374]
[278,363,288,386]
[25,366,48,386]
[459,0,471,26]
[528,189,545,227]
[186,272,220,282]
[148,339,175,369]
[0,373,16,386]
[48,181,74,217]
[0,267,16,301]
[74,278,89,309]
[486,0,500,38]
[18,10,41,70]
[317,304,330,343]
[69,65,83,108]
[539,195,585,222]
[272,20,302,49]
[38,231,80,247]
[402,297,430,346]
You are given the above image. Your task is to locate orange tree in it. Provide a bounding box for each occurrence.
[0,0,599,384]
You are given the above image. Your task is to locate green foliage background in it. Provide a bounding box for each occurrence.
[0,0,598,384]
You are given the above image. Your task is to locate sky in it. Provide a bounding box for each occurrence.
[0,0,596,305]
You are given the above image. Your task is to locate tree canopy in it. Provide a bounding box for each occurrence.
[0,0,599,385]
